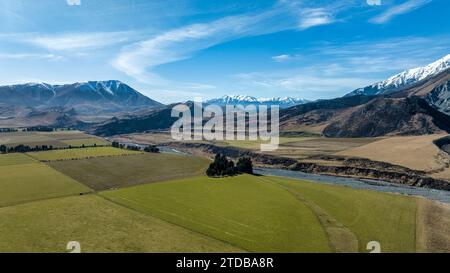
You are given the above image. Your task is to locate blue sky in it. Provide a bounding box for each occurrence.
[0,0,449,103]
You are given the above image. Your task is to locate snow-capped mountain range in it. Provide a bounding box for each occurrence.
[346,54,450,97]
[0,80,162,114]
[205,95,310,108]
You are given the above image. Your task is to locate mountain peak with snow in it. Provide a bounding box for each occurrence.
[205,95,310,108]
[0,80,162,114]
[346,54,450,97]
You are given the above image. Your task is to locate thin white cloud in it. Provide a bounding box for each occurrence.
[298,8,334,30]
[234,35,450,99]
[113,9,297,83]
[66,0,81,6]
[317,35,450,72]
[272,54,302,63]
[113,3,341,83]
[272,54,291,62]
[234,71,374,99]
[367,0,382,6]
[0,53,63,61]
[370,0,431,24]
[22,32,134,51]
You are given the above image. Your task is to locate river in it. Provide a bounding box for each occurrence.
[255,168,450,204]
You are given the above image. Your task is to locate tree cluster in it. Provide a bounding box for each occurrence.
[24,126,54,132]
[144,145,160,153]
[0,128,18,133]
[206,154,253,177]
[112,141,159,153]
[0,144,53,154]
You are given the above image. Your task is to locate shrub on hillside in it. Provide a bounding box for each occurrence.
[144,145,160,153]
[236,157,253,174]
[206,153,237,177]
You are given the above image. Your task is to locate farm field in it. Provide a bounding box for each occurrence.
[101,174,425,253]
[0,130,110,148]
[264,176,418,252]
[211,137,316,150]
[101,175,331,252]
[113,132,382,159]
[61,138,110,147]
[0,195,242,253]
[337,134,448,172]
[266,137,382,159]
[0,134,59,145]
[0,153,36,166]
[0,131,447,253]
[416,198,450,252]
[0,162,90,207]
[27,147,141,161]
[50,153,210,191]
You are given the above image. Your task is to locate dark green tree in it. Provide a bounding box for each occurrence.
[206,153,237,177]
[236,157,253,174]
[144,145,160,153]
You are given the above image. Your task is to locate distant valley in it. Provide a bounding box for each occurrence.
[1,55,450,140]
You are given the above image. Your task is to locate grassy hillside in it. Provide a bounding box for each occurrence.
[266,176,417,252]
[337,134,447,172]
[50,153,210,191]
[101,175,331,252]
[62,138,110,147]
[0,154,36,166]
[0,195,242,253]
[101,174,419,253]
[0,163,90,207]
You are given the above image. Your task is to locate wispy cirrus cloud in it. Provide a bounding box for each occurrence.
[0,31,135,52]
[234,35,450,99]
[272,54,292,62]
[272,54,302,63]
[298,8,335,30]
[370,0,432,24]
[66,0,81,6]
[112,2,343,83]
[24,31,134,51]
[0,53,63,61]
[113,8,297,83]
[367,0,382,6]
[234,70,374,99]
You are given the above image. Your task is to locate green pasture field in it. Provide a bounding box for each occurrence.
[100,175,331,252]
[49,153,210,191]
[0,195,242,253]
[27,147,141,161]
[0,163,90,207]
[265,176,417,252]
[0,153,36,166]
[101,174,418,253]
[61,138,110,147]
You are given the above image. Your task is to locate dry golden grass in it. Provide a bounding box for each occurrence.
[337,134,448,172]
[432,168,450,180]
[416,198,450,253]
